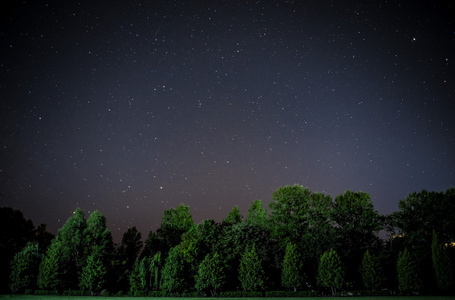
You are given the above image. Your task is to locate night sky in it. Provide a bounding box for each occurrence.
[1,0,454,242]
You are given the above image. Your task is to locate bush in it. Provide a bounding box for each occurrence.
[102,290,110,297]
[134,291,146,297]
[63,290,84,296]
[115,291,125,297]
[182,291,199,297]
[265,291,318,297]
[35,290,48,295]
[149,291,164,297]
[219,291,263,297]
[25,289,34,295]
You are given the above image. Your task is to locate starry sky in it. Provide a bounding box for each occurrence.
[1,0,454,242]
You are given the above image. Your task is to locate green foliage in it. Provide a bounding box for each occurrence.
[397,248,421,295]
[239,244,265,291]
[195,251,225,295]
[161,246,186,293]
[431,230,453,291]
[265,290,318,297]
[223,205,243,225]
[246,200,267,226]
[149,252,163,291]
[129,258,141,294]
[360,250,384,291]
[79,246,107,295]
[37,238,66,290]
[317,248,344,295]
[281,242,303,291]
[9,243,42,293]
[158,203,194,251]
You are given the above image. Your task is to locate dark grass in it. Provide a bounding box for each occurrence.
[1,296,455,300]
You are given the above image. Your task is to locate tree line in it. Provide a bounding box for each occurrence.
[2,185,455,296]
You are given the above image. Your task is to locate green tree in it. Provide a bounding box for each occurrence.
[0,208,35,293]
[149,252,163,291]
[332,191,382,286]
[79,247,107,295]
[161,246,187,293]
[246,200,267,226]
[158,204,194,252]
[38,208,87,290]
[112,226,143,292]
[397,248,421,295]
[431,230,453,292]
[38,239,65,290]
[195,252,225,296]
[238,244,265,292]
[9,243,42,293]
[129,259,141,294]
[282,242,303,291]
[222,205,243,225]
[268,185,311,247]
[317,249,344,296]
[360,250,384,292]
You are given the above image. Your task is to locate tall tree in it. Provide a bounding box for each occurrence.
[0,208,35,293]
[317,249,344,296]
[9,243,42,293]
[195,251,225,296]
[149,252,163,291]
[38,239,66,290]
[246,200,267,226]
[161,246,187,294]
[392,188,455,291]
[158,204,194,252]
[397,248,421,295]
[268,185,311,247]
[281,242,303,291]
[38,208,87,290]
[222,205,243,226]
[332,191,382,286]
[113,226,143,292]
[79,246,107,295]
[238,244,265,292]
[360,250,384,292]
[431,230,453,292]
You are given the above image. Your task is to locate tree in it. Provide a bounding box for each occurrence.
[317,249,344,296]
[222,205,243,226]
[360,250,384,292]
[129,259,141,295]
[282,242,303,291]
[397,248,421,295]
[38,239,66,290]
[431,230,453,292]
[37,208,87,290]
[79,247,107,295]
[246,200,267,226]
[9,243,42,293]
[161,246,187,294]
[392,189,455,292]
[238,244,265,292]
[332,191,382,286]
[149,252,163,291]
[112,226,143,292]
[195,252,225,296]
[268,185,311,247]
[158,204,194,252]
[0,208,35,293]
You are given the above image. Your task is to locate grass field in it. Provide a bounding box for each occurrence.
[1,296,454,300]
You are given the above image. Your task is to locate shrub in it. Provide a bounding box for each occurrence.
[25,289,34,295]
[35,290,48,295]
[133,290,146,297]
[265,291,317,297]
[219,291,263,297]
[63,290,84,296]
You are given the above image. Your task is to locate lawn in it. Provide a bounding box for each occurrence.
[1,296,455,300]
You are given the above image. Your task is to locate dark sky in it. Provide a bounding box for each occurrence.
[1,0,454,242]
